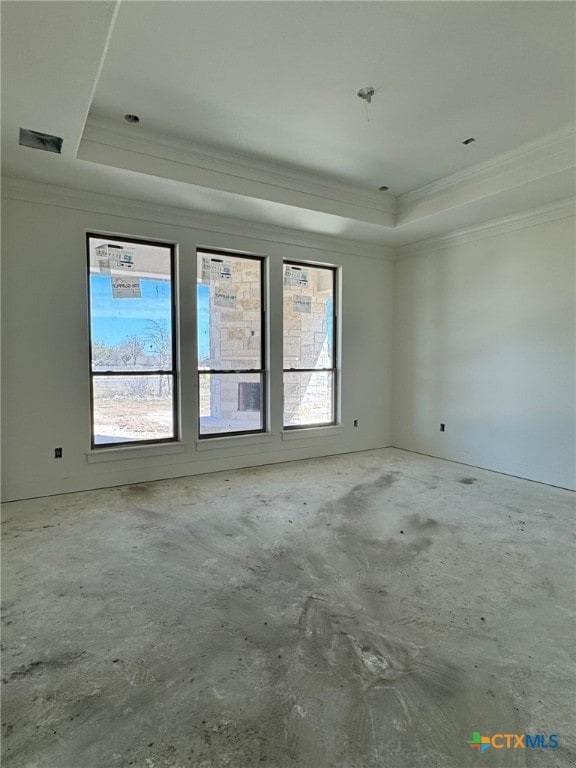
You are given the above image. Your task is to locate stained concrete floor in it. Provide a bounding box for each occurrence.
[2,448,575,768]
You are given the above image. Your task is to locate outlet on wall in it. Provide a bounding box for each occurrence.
[353,419,359,428]
[54,447,63,458]
[440,423,446,432]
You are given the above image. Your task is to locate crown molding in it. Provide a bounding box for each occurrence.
[78,121,396,228]
[85,119,396,213]
[1,177,394,261]
[400,126,575,205]
[395,198,575,260]
[396,126,574,228]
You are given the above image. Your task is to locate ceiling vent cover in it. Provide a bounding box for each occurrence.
[19,128,63,154]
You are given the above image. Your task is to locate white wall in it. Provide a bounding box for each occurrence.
[3,184,573,500]
[1,191,394,501]
[393,212,576,490]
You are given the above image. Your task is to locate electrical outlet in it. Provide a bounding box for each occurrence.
[54,447,63,458]
[440,424,446,432]
[353,419,359,428]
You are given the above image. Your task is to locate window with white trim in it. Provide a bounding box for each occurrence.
[283,262,337,428]
[87,234,177,447]
[197,250,266,437]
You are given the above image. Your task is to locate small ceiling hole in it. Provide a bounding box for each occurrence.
[462,137,476,145]
[124,114,140,124]
[19,129,63,154]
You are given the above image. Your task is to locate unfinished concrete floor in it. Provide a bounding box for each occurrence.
[2,448,575,768]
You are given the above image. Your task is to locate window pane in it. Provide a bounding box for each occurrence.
[197,252,262,371]
[199,373,263,435]
[283,371,334,427]
[89,238,173,372]
[92,375,175,445]
[283,264,334,369]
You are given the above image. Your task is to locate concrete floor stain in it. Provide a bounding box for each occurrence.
[2,449,574,767]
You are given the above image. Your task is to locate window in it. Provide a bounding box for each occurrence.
[197,250,265,437]
[87,235,177,447]
[283,262,337,428]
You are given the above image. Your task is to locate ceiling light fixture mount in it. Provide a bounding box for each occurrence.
[357,87,375,104]
[124,114,140,124]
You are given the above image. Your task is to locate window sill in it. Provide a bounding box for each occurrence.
[86,442,187,463]
[282,426,343,440]
[196,433,277,451]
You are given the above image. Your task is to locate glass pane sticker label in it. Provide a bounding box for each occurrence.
[111,276,142,298]
[293,295,312,313]
[96,243,136,271]
[213,286,238,309]
[202,257,232,282]
[284,265,309,287]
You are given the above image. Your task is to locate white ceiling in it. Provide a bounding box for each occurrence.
[92,0,575,193]
[2,0,575,248]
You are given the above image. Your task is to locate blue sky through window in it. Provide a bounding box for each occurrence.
[90,276,211,360]
[90,277,329,362]
[90,274,172,348]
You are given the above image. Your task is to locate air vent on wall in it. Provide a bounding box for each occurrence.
[19,128,63,154]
